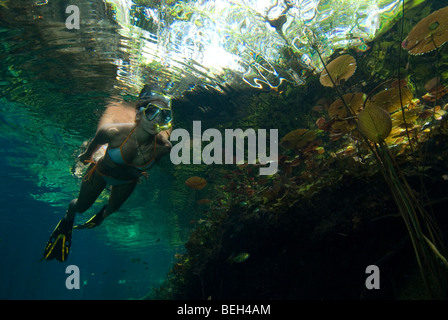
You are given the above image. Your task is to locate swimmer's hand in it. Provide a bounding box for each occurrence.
[156,132,172,149]
[78,152,92,164]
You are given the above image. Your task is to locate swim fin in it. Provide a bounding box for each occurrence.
[74,205,107,230]
[43,217,75,262]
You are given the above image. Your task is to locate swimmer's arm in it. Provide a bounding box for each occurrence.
[154,132,172,171]
[155,131,172,159]
[79,125,115,163]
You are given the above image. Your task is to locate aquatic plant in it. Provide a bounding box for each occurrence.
[402,5,448,55]
[319,54,357,88]
[367,87,414,113]
[357,104,393,143]
[151,2,448,300]
[312,4,448,298]
[280,128,316,151]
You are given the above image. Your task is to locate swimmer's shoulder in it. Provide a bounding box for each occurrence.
[97,123,135,145]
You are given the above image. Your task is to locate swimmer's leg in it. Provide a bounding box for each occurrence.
[104,181,137,219]
[66,165,107,220]
[43,166,106,260]
[74,181,137,229]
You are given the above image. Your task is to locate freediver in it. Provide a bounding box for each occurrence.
[43,84,173,262]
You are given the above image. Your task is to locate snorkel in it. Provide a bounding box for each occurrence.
[153,120,172,133]
[145,104,173,133]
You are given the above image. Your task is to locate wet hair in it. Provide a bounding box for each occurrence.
[136,84,170,110]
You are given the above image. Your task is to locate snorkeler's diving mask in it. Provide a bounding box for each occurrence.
[140,88,172,108]
[143,103,173,133]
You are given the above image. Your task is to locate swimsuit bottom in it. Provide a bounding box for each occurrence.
[84,163,137,186]
[98,172,136,186]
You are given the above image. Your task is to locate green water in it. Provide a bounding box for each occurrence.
[1,0,448,300]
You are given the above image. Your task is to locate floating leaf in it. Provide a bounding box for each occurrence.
[422,85,448,102]
[424,77,440,91]
[334,145,356,157]
[388,126,407,138]
[280,129,316,150]
[402,5,448,55]
[391,108,419,127]
[319,55,357,87]
[314,146,325,154]
[328,93,365,118]
[391,79,408,88]
[328,99,347,119]
[366,87,413,113]
[358,105,392,143]
[316,117,335,131]
[185,176,207,189]
[332,120,356,133]
[344,92,365,115]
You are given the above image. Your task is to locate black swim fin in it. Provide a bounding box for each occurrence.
[74,205,107,229]
[43,217,75,262]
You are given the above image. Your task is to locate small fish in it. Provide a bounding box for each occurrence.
[185,176,207,190]
[174,253,183,260]
[198,106,212,113]
[228,252,250,264]
[197,199,212,205]
[237,162,249,168]
[311,105,324,113]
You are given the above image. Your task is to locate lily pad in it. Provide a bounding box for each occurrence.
[328,93,366,119]
[280,129,316,150]
[320,55,357,87]
[357,105,392,143]
[402,5,448,55]
[366,87,413,113]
